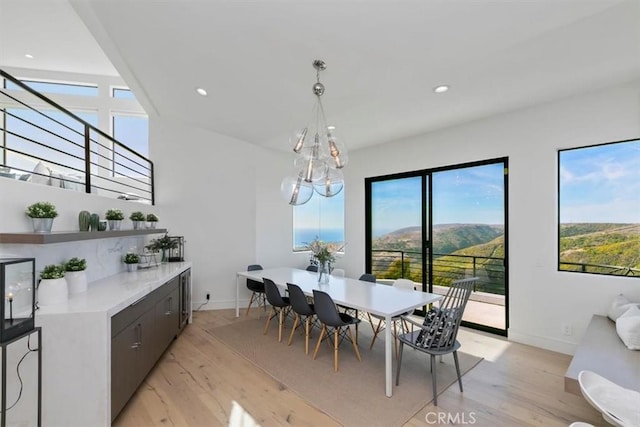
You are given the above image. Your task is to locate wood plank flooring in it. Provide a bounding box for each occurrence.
[113,309,604,426]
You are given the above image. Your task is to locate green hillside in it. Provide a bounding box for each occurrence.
[559,223,640,273]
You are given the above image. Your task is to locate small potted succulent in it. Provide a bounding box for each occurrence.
[129,211,146,230]
[105,208,124,230]
[123,253,140,272]
[38,264,68,305]
[146,213,159,229]
[146,233,178,263]
[64,257,88,294]
[26,201,58,233]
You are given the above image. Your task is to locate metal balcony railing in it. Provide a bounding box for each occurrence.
[0,69,154,204]
[371,249,506,295]
[559,261,640,276]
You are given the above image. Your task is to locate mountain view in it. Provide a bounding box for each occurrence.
[559,223,640,275]
[371,224,506,293]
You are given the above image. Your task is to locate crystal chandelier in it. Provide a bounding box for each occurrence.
[280,60,348,205]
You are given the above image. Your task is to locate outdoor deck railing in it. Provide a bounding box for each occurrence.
[0,69,154,204]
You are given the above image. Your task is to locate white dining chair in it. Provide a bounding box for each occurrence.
[578,370,640,427]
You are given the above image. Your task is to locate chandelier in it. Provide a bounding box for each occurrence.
[280,59,348,205]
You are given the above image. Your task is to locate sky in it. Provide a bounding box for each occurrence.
[560,139,640,223]
[371,163,505,236]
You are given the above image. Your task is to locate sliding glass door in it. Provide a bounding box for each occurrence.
[366,158,508,335]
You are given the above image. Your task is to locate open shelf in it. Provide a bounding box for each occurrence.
[0,228,168,244]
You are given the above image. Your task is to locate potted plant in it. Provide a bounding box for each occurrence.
[26,201,58,233]
[123,253,140,272]
[129,211,146,230]
[146,233,178,263]
[64,257,88,294]
[105,208,124,230]
[38,264,68,305]
[146,213,159,229]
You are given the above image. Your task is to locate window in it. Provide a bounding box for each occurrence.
[558,138,640,277]
[293,190,344,251]
[112,88,136,99]
[112,114,150,177]
[4,79,98,96]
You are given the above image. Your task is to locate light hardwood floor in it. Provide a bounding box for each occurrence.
[113,309,604,426]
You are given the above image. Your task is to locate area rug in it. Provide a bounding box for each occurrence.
[208,315,483,426]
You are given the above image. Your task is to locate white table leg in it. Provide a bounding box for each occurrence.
[385,314,393,397]
[235,274,240,317]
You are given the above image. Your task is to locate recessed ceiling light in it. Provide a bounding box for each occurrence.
[433,85,449,93]
[196,87,207,96]
[327,125,336,130]
[24,54,34,59]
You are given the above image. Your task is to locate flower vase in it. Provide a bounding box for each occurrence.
[318,261,330,284]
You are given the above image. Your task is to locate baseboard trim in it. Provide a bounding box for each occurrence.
[509,330,577,355]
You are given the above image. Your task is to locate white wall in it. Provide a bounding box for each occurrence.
[0,178,159,281]
[333,79,640,354]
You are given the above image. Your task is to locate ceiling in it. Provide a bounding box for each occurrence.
[1,0,639,152]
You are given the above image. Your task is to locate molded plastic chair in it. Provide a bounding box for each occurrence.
[312,290,362,371]
[359,273,376,283]
[286,283,317,354]
[306,264,318,272]
[578,370,640,427]
[396,277,477,405]
[245,264,265,316]
[368,278,415,358]
[263,278,291,342]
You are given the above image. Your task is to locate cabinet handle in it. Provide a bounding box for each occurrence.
[131,323,142,348]
[165,297,173,316]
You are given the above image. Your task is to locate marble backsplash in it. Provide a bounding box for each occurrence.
[0,236,150,283]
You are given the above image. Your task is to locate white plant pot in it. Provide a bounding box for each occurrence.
[126,263,138,272]
[38,277,68,305]
[66,270,88,294]
[132,220,145,230]
[32,217,53,233]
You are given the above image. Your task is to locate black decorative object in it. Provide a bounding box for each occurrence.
[168,236,184,262]
[0,258,36,343]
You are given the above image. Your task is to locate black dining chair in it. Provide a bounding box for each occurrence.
[245,264,265,317]
[263,278,291,342]
[305,264,318,272]
[395,277,476,405]
[312,290,361,372]
[286,283,317,355]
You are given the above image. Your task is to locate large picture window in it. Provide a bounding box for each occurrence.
[558,138,640,277]
[293,190,344,251]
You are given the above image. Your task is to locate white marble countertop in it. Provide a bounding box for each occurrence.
[36,262,192,317]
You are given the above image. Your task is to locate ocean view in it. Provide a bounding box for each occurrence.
[294,228,344,249]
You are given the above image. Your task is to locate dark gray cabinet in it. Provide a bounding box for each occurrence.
[179,269,191,330]
[111,275,182,421]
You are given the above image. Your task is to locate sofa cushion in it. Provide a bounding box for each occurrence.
[607,294,639,322]
[616,305,640,350]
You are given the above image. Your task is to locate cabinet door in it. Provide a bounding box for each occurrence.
[155,285,180,357]
[111,321,140,421]
[136,308,159,384]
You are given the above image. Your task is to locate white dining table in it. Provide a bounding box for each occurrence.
[235,267,442,397]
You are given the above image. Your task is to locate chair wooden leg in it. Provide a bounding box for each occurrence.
[453,350,463,392]
[369,319,383,350]
[334,327,340,372]
[395,341,404,385]
[347,326,361,361]
[367,312,376,333]
[263,308,276,335]
[431,354,438,406]
[278,308,284,342]
[313,325,326,360]
[288,313,300,346]
[246,292,256,316]
[304,317,311,355]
